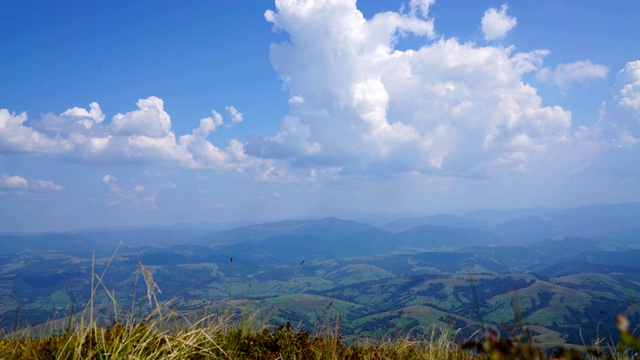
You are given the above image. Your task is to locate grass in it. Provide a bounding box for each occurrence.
[2,247,640,359]
[0,315,484,359]
[4,312,640,359]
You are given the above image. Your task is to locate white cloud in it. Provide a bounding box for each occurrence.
[0,174,28,189]
[102,174,117,183]
[617,60,640,111]
[307,168,317,182]
[213,111,225,128]
[0,174,63,192]
[100,175,155,207]
[257,165,295,183]
[0,109,68,153]
[575,61,640,155]
[537,60,610,88]
[607,61,640,145]
[61,102,105,129]
[481,4,517,41]
[162,181,177,189]
[196,113,222,136]
[226,106,244,123]
[111,97,172,138]
[178,126,235,169]
[289,96,304,104]
[568,61,640,176]
[255,0,572,177]
[616,130,639,147]
[247,116,322,162]
[0,97,262,170]
[134,196,157,208]
[30,180,64,192]
[408,0,435,18]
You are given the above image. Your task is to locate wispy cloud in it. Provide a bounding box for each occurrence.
[226,105,244,124]
[101,174,155,208]
[0,174,63,192]
[537,60,610,89]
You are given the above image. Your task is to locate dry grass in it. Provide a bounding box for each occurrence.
[0,317,487,359]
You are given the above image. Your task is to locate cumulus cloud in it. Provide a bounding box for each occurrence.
[537,60,610,88]
[254,0,572,177]
[0,97,261,170]
[617,60,640,111]
[177,116,257,170]
[481,4,517,40]
[61,102,105,129]
[196,111,224,136]
[0,110,67,153]
[248,116,322,162]
[111,97,171,138]
[0,174,63,192]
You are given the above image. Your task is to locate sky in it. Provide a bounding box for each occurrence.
[1,0,640,232]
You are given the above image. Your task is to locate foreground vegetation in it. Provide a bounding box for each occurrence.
[0,316,475,359]
[2,305,640,359]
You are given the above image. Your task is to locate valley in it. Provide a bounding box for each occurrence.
[2,202,640,348]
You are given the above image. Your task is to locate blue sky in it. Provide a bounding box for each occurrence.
[1,0,639,232]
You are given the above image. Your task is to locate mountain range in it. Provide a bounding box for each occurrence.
[1,202,640,347]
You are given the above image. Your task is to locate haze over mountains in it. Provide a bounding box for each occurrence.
[1,202,640,347]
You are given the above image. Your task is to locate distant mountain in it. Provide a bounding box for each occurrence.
[552,202,640,235]
[457,237,612,273]
[78,228,213,247]
[555,202,640,218]
[491,202,640,243]
[527,238,605,260]
[206,217,376,245]
[0,233,106,256]
[561,249,640,268]
[535,262,640,277]
[462,207,558,227]
[218,222,506,261]
[394,224,506,250]
[221,234,330,262]
[380,214,478,233]
[457,245,546,271]
[491,216,564,243]
[221,227,411,262]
